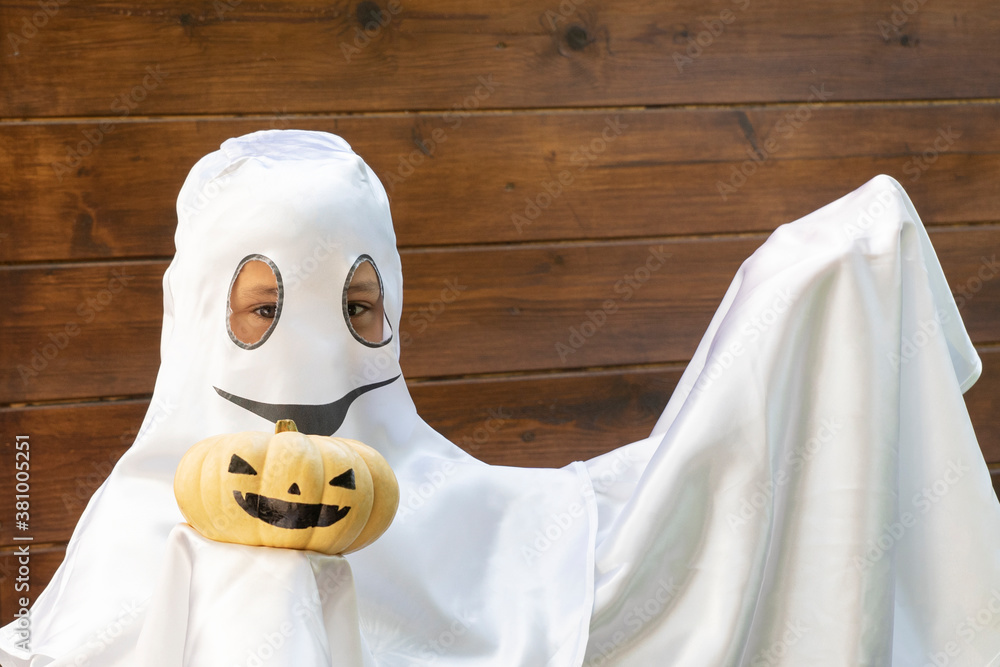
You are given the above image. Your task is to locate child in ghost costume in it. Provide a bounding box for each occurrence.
[2,130,999,666]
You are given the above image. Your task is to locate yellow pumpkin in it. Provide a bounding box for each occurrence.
[174,419,398,555]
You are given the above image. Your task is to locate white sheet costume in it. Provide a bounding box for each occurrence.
[2,130,998,666]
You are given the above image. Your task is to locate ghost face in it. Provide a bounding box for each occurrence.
[214,253,399,436]
[169,131,408,440]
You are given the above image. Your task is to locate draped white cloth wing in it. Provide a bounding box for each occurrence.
[0,131,997,667]
[584,175,1000,666]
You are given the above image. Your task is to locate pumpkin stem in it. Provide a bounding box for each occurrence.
[275,419,298,434]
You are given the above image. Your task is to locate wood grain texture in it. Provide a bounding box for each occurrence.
[410,365,684,466]
[0,401,138,546]
[0,261,166,403]
[2,227,998,403]
[2,0,1000,118]
[2,103,1000,262]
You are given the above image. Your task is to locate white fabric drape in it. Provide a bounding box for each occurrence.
[583,175,1000,666]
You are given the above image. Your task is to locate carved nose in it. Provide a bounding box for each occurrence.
[288,483,301,495]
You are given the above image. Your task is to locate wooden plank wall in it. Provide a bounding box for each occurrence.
[1,0,999,620]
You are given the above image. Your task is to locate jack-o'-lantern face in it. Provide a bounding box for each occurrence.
[174,420,398,555]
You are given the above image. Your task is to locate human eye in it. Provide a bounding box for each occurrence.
[346,301,370,318]
[253,303,278,319]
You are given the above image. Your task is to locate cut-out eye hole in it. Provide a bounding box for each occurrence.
[343,255,391,347]
[228,255,283,349]
[329,469,356,489]
[228,454,258,476]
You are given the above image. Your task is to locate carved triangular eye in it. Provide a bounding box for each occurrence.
[329,469,356,489]
[228,454,257,476]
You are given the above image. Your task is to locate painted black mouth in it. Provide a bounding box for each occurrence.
[233,491,351,529]
[213,375,400,435]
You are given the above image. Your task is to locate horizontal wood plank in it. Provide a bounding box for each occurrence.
[2,228,998,403]
[3,104,1000,262]
[0,546,66,624]
[0,400,138,546]
[0,261,167,403]
[2,0,1000,118]
[410,366,684,466]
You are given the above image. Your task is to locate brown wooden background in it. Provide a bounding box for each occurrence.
[1,0,999,620]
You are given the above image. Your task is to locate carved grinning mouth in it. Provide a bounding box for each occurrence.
[233,491,351,529]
